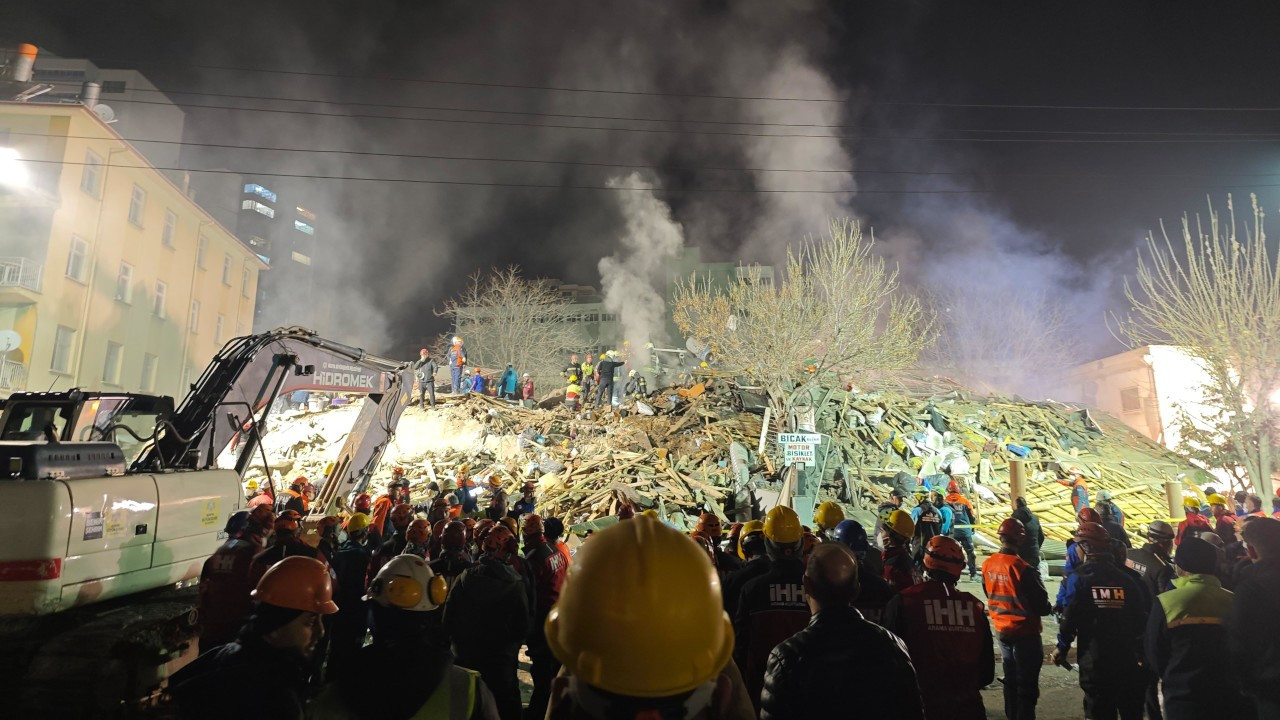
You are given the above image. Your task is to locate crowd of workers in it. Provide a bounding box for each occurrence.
[170,459,1280,720]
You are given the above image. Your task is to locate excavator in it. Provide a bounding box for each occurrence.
[0,328,413,716]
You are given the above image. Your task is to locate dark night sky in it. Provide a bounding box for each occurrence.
[5,1,1280,360]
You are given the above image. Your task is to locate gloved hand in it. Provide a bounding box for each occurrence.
[1051,604,1063,622]
[1052,648,1073,670]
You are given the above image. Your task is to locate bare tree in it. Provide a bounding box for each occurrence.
[673,218,932,430]
[439,267,589,395]
[1116,194,1280,498]
[925,286,1075,399]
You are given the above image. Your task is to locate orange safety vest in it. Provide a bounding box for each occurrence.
[981,552,1040,637]
[283,488,309,512]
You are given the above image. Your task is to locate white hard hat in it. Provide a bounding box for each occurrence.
[364,555,447,612]
[523,373,530,377]
[628,369,637,377]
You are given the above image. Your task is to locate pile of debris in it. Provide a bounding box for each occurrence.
[250,376,1207,540]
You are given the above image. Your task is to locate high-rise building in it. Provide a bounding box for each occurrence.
[235,177,327,333]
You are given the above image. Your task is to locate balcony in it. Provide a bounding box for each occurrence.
[0,257,42,303]
[0,358,27,391]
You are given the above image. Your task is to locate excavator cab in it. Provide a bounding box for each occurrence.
[0,390,174,465]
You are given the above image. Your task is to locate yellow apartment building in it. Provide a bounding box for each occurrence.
[0,101,265,400]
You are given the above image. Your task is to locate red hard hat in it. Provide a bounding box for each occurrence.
[696,512,722,535]
[1077,507,1101,525]
[522,513,544,536]
[947,480,960,493]
[406,518,431,545]
[432,519,449,539]
[275,509,301,532]
[354,493,372,513]
[924,535,966,574]
[998,518,1027,542]
[248,504,275,531]
[484,525,516,557]
[1074,521,1111,545]
[291,477,307,489]
[390,503,414,529]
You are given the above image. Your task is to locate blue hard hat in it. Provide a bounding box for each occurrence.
[832,519,869,553]
[223,510,251,536]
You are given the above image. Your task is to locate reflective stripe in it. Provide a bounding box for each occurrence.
[988,593,1021,605]
[991,607,1029,617]
[1167,616,1224,629]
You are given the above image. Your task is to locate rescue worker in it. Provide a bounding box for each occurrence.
[543,516,757,720]
[723,520,769,619]
[981,518,1052,720]
[564,374,582,410]
[469,370,487,394]
[371,503,415,576]
[431,521,474,589]
[579,353,595,400]
[309,555,501,719]
[402,518,431,559]
[1054,522,1150,720]
[694,511,741,576]
[1125,520,1176,597]
[874,488,906,550]
[562,353,582,384]
[414,348,438,408]
[521,513,568,720]
[1057,470,1090,514]
[443,524,531,720]
[512,480,536,517]
[910,492,943,573]
[499,363,518,400]
[812,501,845,542]
[1054,506,1102,614]
[593,350,625,407]
[170,557,337,720]
[1145,536,1251,720]
[448,336,467,394]
[1175,496,1210,546]
[1242,493,1265,517]
[1227,516,1280,717]
[1208,493,1239,547]
[943,479,979,579]
[280,477,311,515]
[370,472,409,541]
[250,510,321,586]
[882,509,917,591]
[521,373,534,401]
[315,516,341,566]
[544,517,572,569]
[1096,489,1126,526]
[761,543,924,720]
[624,368,647,400]
[884,535,994,719]
[1099,503,1132,548]
[325,513,373,681]
[1010,497,1045,572]
[832,518,895,625]
[733,505,811,712]
[485,476,508,521]
[196,511,261,653]
[930,490,955,536]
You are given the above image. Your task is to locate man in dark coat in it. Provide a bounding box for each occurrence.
[1228,516,1280,717]
[1010,497,1045,570]
[413,348,438,408]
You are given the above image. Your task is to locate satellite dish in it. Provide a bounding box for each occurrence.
[93,104,117,123]
[0,329,20,353]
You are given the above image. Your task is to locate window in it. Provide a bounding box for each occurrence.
[162,209,176,248]
[241,268,252,298]
[1120,386,1142,413]
[140,353,157,391]
[115,262,133,303]
[189,300,200,333]
[128,184,146,226]
[197,234,208,268]
[51,325,75,373]
[222,255,232,285]
[102,341,123,384]
[296,206,316,221]
[153,280,167,318]
[291,251,312,266]
[66,236,89,282]
[244,183,277,202]
[81,150,103,196]
[215,314,225,343]
[101,80,127,94]
[241,200,275,218]
[293,220,315,235]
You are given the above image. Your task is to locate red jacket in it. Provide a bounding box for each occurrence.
[198,538,260,649]
[1176,513,1211,546]
[883,544,916,591]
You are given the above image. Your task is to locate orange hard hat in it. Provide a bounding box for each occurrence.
[275,509,302,532]
[489,475,503,489]
[432,519,449,539]
[443,521,467,551]
[291,476,307,489]
[522,513,545,536]
[390,503,414,529]
[393,466,406,476]
[484,525,516,557]
[1073,521,1111,546]
[946,479,960,494]
[923,535,966,575]
[248,504,275,530]
[500,517,519,535]
[696,512,722,536]
[998,518,1027,543]
[317,516,341,535]
[406,518,431,545]
[251,556,338,614]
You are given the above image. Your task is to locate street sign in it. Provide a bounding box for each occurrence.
[779,433,822,468]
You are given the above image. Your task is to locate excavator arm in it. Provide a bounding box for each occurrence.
[133,327,412,513]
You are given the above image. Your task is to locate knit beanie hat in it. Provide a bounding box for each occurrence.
[1175,536,1217,575]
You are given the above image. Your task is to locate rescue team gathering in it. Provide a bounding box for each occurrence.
[173,452,1280,720]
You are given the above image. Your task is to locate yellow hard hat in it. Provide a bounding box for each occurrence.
[763,505,802,544]
[345,512,372,533]
[641,509,659,520]
[813,501,845,531]
[1207,493,1228,506]
[700,361,708,368]
[887,509,916,539]
[245,479,259,491]
[569,375,579,382]
[545,517,733,698]
[738,520,764,560]
[1182,496,1202,510]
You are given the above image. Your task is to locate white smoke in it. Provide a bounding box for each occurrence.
[597,174,686,349]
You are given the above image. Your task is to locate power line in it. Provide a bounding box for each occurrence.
[43,80,1280,137]
[97,59,1280,112]
[12,129,1280,179]
[44,96,1280,144]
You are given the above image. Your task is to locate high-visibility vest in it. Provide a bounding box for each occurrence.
[981,552,1040,637]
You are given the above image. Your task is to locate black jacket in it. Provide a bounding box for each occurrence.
[733,557,810,711]
[1228,557,1280,705]
[853,562,897,626]
[169,633,311,720]
[723,556,770,619]
[414,356,438,381]
[330,540,372,620]
[1124,542,1174,598]
[1103,519,1132,548]
[1010,506,1045,567]
[443,557,531,666]
[1057,558,1150,686]
[761,606,923,720]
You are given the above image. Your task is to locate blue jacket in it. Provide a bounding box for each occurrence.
[1054,540,1084,609]
[470,374,486,393]
[500,368,518,395]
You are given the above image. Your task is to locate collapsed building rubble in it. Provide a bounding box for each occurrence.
[246,376,1209,549]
